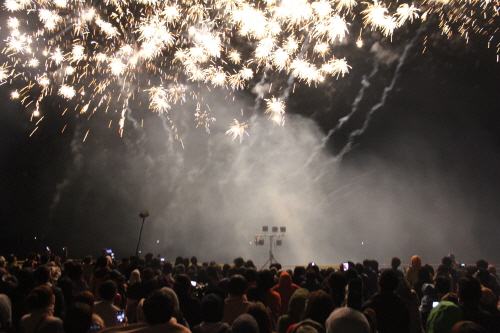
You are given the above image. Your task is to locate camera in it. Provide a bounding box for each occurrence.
[116,311,125,323]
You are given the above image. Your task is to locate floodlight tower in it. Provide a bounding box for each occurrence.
[254,226,286,269]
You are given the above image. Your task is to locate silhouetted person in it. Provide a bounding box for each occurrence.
[362,269,410,333]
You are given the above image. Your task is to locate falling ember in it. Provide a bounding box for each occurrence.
[356,36,364,48]
[83,129,90,142]
[29,127,38,137]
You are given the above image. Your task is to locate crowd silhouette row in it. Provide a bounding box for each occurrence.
[0,249,499,333]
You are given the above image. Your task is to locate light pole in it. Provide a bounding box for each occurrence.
[135,210,149,255]
[254,226,286,269]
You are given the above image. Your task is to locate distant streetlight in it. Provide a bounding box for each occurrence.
[135,210,149,255]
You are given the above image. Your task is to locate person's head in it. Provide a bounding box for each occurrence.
[95,256,108,269]
[150,258,162,271]
[426,301,462,333]
[228,274,248,296]
[234,257,245,268]
[129,255,139,266]
[174,256,184,266]
[6,254,16,264]
[305,269,318,281]
[99,280,118,301]
[246,302,274,333]
[174,274,192,294]
[0,256,5,267]
[288,288,310,318]
[74,291,95,309]
[462,266,478,278]
[26,285,55,311]
[257,269,275,291]
[244,267,257,283]
[143,289,176,325]
[191,256,198,265]
[15,268,35,290]
[33,265,51,285]
[457,278,482,304]
[434,276,451,295]
[391,257,401,269]
[142,267,156,282]
[451,321,487,333]
[67,262,84,281]
[302,290,335,326]
[232,314,259,333]
[206,264,220,281]
[327,271,348,307]
[354,263,364,276]
[291,319,324,333]
[183,257,190,268]
[325,307,370,333]
[63,302,93,333]
[418,266,432,282]
[378,269,399,293]
[345,277,364,310]
[475,260,488,270]
[200,294,224,323]
[145,253,154,263]
[362,259,371,268]
[410,255,422,268]
[442,256,453,267]
[474,268,490,286]
[163,261,173,275]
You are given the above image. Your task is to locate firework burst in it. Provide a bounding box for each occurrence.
[0,0,497,143]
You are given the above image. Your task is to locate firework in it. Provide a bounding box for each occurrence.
[0,0,497,143]
[226,120,250,143]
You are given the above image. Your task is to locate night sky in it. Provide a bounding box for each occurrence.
[1,1,500,267]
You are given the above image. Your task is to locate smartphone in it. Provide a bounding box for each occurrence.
[342,262,349,270]
[116,311,125,323]
[90,324,102,330]
[460,263,466,268]
[106,249,113,254]
[161,258,165,262]
[191,281,197,287]
[46,246,50,251]
[432,301,439,308]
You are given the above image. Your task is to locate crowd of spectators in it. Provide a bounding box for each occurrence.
[0,249,499,333]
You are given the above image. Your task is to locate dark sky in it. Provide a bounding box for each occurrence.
[1,3,500,266]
